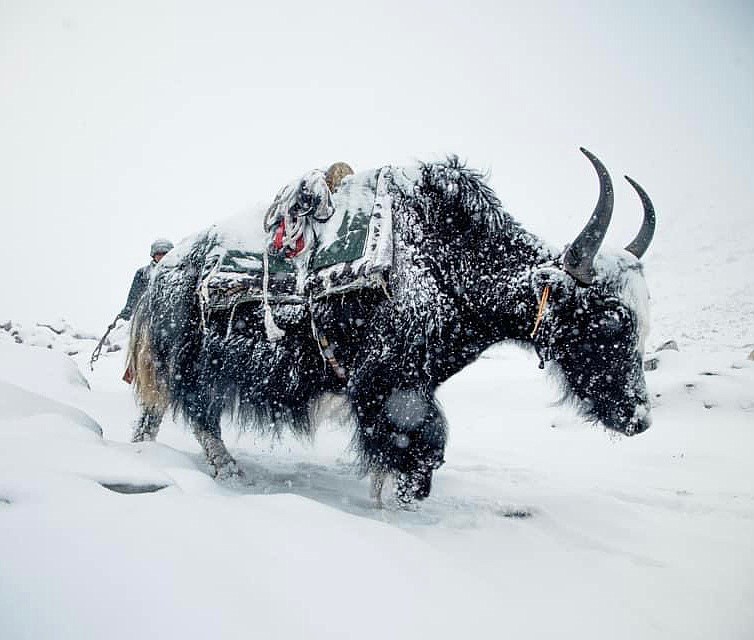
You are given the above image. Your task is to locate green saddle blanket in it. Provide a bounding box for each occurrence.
[200,167,394,311]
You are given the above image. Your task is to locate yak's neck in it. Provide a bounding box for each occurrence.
[438,220,555,347]
[388,215,557,387]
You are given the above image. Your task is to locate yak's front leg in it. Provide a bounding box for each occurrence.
[389,388,446,505]
[350,381,446,506]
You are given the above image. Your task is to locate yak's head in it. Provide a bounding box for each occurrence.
[531,148,656,436]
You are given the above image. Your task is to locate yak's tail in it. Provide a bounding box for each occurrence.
[127,300,169,413]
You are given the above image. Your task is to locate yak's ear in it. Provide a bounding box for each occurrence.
[531,266,574,303]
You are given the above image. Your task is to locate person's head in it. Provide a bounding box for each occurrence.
[150,238,174,262]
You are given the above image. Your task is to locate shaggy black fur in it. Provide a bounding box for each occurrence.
[133,157,652,503]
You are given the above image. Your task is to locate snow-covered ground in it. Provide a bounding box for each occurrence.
[2,0,752,636]
[1,280,752,639]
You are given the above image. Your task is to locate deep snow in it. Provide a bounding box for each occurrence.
[2,2,752,637]
[1,298,752,639]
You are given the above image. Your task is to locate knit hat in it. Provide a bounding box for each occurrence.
[150,238,174,257]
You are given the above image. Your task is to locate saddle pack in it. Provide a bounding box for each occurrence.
[197,167,396,323]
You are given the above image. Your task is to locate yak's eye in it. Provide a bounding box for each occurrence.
[599,309,625,334]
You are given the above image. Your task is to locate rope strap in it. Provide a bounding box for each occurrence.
[317,334,347,380]
[262,251,285,341]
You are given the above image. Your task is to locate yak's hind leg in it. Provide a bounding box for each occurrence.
[189,400,244,482]
[350,381,446,506]
[128,350,168,443]
[132,406,165,442]
[128,299,169,443]
[193,425,244,481]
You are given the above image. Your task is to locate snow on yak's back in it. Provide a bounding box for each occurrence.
[129,149,656,505]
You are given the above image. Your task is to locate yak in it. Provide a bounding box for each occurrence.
[128,148,656,505]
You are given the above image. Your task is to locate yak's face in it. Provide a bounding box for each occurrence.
[535,251,652,436]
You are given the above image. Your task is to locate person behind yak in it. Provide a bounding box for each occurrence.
[118,238,174,322]
[119,238,173,384]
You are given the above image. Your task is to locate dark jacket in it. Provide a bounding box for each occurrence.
[119,262,156,320]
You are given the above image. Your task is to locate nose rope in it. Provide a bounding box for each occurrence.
[530,285,551,339]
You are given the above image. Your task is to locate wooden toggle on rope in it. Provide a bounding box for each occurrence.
[529,285,551,339]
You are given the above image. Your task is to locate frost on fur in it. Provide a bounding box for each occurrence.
[129,153,656,502]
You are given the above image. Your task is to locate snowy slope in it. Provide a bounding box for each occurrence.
[2,1,752,637]
[1,308,752,639]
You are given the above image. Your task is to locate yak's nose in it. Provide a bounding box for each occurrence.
[628,408,652,436]
[634,415,651,434]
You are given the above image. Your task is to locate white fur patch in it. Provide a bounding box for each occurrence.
[593,249,651,351]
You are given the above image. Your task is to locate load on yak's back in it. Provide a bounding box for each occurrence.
[125,149,656,506]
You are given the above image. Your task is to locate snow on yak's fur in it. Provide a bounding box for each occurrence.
[129,152,655,504]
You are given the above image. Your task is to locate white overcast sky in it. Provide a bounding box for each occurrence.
[1,0,752,331]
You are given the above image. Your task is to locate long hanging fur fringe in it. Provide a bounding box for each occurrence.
[263,250,285,342]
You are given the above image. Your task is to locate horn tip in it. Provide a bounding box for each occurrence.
[579,147,604,170]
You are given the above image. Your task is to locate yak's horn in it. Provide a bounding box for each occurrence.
[563,148,614,285]
[623,175,656,259]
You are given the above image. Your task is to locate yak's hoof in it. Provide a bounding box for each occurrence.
[395,466,435,507]
[131,431,156,444]
[212,458,246,483]
[369,471,386,507]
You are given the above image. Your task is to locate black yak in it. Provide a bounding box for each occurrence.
[128,148,656,504]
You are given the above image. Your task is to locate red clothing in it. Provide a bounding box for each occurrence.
[271,219,305,257]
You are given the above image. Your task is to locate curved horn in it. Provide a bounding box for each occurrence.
[623,175,656,259]
[563,148,614,285]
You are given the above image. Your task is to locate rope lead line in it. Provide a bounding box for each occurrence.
[90,317,118,371]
